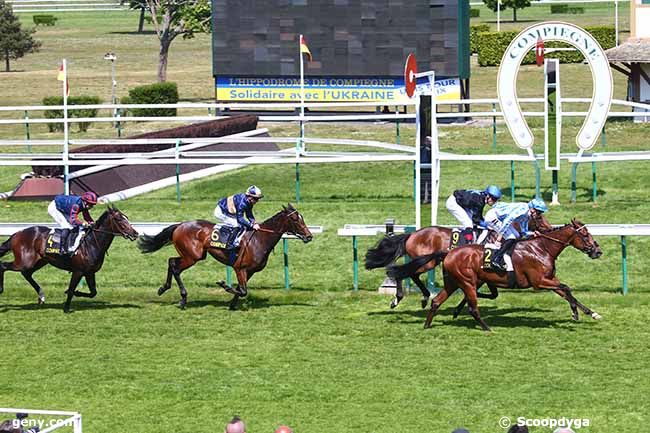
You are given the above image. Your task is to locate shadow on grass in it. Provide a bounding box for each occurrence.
[0,300,141,313]
[369,305,581,329]
[109,30,156,35]
[153,294,315,310]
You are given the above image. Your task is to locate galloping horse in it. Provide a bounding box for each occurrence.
[388,219,602,331]
[365,213,552,309]
[137,204,312,310]
[0,206,139,312]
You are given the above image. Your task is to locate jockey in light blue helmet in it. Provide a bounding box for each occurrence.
[484,198,548,283]
[528,197,548,213]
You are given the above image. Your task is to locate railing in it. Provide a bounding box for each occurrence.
[0,223,324,290]
[8,0,126,12]
[337,223,650,295]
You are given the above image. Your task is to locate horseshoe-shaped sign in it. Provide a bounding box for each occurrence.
[497,22,612,150]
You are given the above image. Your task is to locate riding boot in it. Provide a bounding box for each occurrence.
[507,271,517,288]
[229,227,243,249]
[60,228,70,255]
[67,227,80,255]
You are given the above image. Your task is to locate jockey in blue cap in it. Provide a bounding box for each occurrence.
[213,185,263,247]
[446,185,502,243]
[484,198,548,278]
[48,191,97,255]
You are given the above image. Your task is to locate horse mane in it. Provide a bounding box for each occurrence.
[94,208,112,226]
[261,204,295,229]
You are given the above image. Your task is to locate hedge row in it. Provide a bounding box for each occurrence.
[550,4,585,14]
[121,82,179,117]
[476,26,616,67]
[470,8,480,18]
[43,95,101,132]
[470,24,491,54]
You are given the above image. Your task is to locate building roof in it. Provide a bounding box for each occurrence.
[605,38,650,63]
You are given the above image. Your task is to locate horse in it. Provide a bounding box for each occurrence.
[365,213,552,309]
[388,219,602,331]
[0,205,139,313]
[137,204,313,310]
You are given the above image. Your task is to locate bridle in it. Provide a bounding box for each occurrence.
[537,223,596,254]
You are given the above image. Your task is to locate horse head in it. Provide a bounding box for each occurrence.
[569,218,602,259]
[101,205,139,241]
[281,203,313,243]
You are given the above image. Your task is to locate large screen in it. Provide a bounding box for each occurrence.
[211,0,468,102]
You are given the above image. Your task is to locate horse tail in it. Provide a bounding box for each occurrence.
[0,236,12,258]
[386,251,448,281]
[364,233,411,270]
[137,224,179,254]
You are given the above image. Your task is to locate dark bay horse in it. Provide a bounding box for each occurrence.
[137,204,313,310]
[389,219,602,331]
[365,214,552,309]
[0,206,139,312]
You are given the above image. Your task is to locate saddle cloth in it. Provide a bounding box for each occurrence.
[209,225,239,250]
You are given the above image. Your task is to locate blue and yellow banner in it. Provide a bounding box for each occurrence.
[215,76,461,103]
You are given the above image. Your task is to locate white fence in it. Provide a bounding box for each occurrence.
[8,0,126,12]
[338,223,650,294]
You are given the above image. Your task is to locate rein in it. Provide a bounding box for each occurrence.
[538,224,587,247]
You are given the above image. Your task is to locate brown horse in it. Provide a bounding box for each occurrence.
[137,204,312,310]
[0,206,139,312]
[365,214,552,309]
[389,219,602,331]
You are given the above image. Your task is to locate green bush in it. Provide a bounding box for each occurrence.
[42,95,102,132]
[550,4,568,13]
[470,8,480,18]
[127,82,179,118]
[470,24,490,54]
[33,15,57,25]
[476,26,616,67]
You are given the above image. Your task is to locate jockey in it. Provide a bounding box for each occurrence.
[485,198,549,274]
[445,185,502,242]
[48,191,97,254]
[213,185,263,247]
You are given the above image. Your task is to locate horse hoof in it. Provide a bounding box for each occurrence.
[157,286,167,296]
[389,298,399,309]
[452,311,460,319]
[38,296,45,305]
[63,307,72,314]
[217,280,227,288]
[420,298,428,309]
[591,312,602,320]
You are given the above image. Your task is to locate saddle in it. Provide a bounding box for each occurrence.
[45,227,82,256]
[209,225,241,250]
[449,227,475,249]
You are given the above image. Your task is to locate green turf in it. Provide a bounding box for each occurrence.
[1,7,650,433]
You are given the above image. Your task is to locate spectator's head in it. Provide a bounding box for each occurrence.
[225,416,246,433]
[507,425,529,433]
[552,429,575,433]
[274,425,293,433]
[451,429,470,433]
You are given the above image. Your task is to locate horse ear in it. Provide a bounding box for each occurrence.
[282,204,287,211]
[287,203,295,210]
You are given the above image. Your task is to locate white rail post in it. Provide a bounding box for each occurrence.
[62,58,70,194]
[414,97,421,229]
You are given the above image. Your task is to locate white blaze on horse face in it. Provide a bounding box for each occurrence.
[497,21,613,150]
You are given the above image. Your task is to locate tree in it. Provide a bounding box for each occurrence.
[482,0,531,22]
[144,0,211,82]
[122,0,149,33]
[0,0,41,72]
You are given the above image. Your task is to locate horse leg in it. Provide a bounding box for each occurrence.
[411,274,432,309]
[462,288,491,332]
[170,257,197,309]
[0,260,21,294]
[228,294,240,311]
[424,279,455,329]
[73,273,97,298]
[63,272,84,313]
[21,261,48,304]
[390,278,404,309]
[553,287,580,321]
[558,283,602,320]
[453,283,499,319]
[157,257,177,296]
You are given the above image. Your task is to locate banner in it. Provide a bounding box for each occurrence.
[215,76,461,103]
